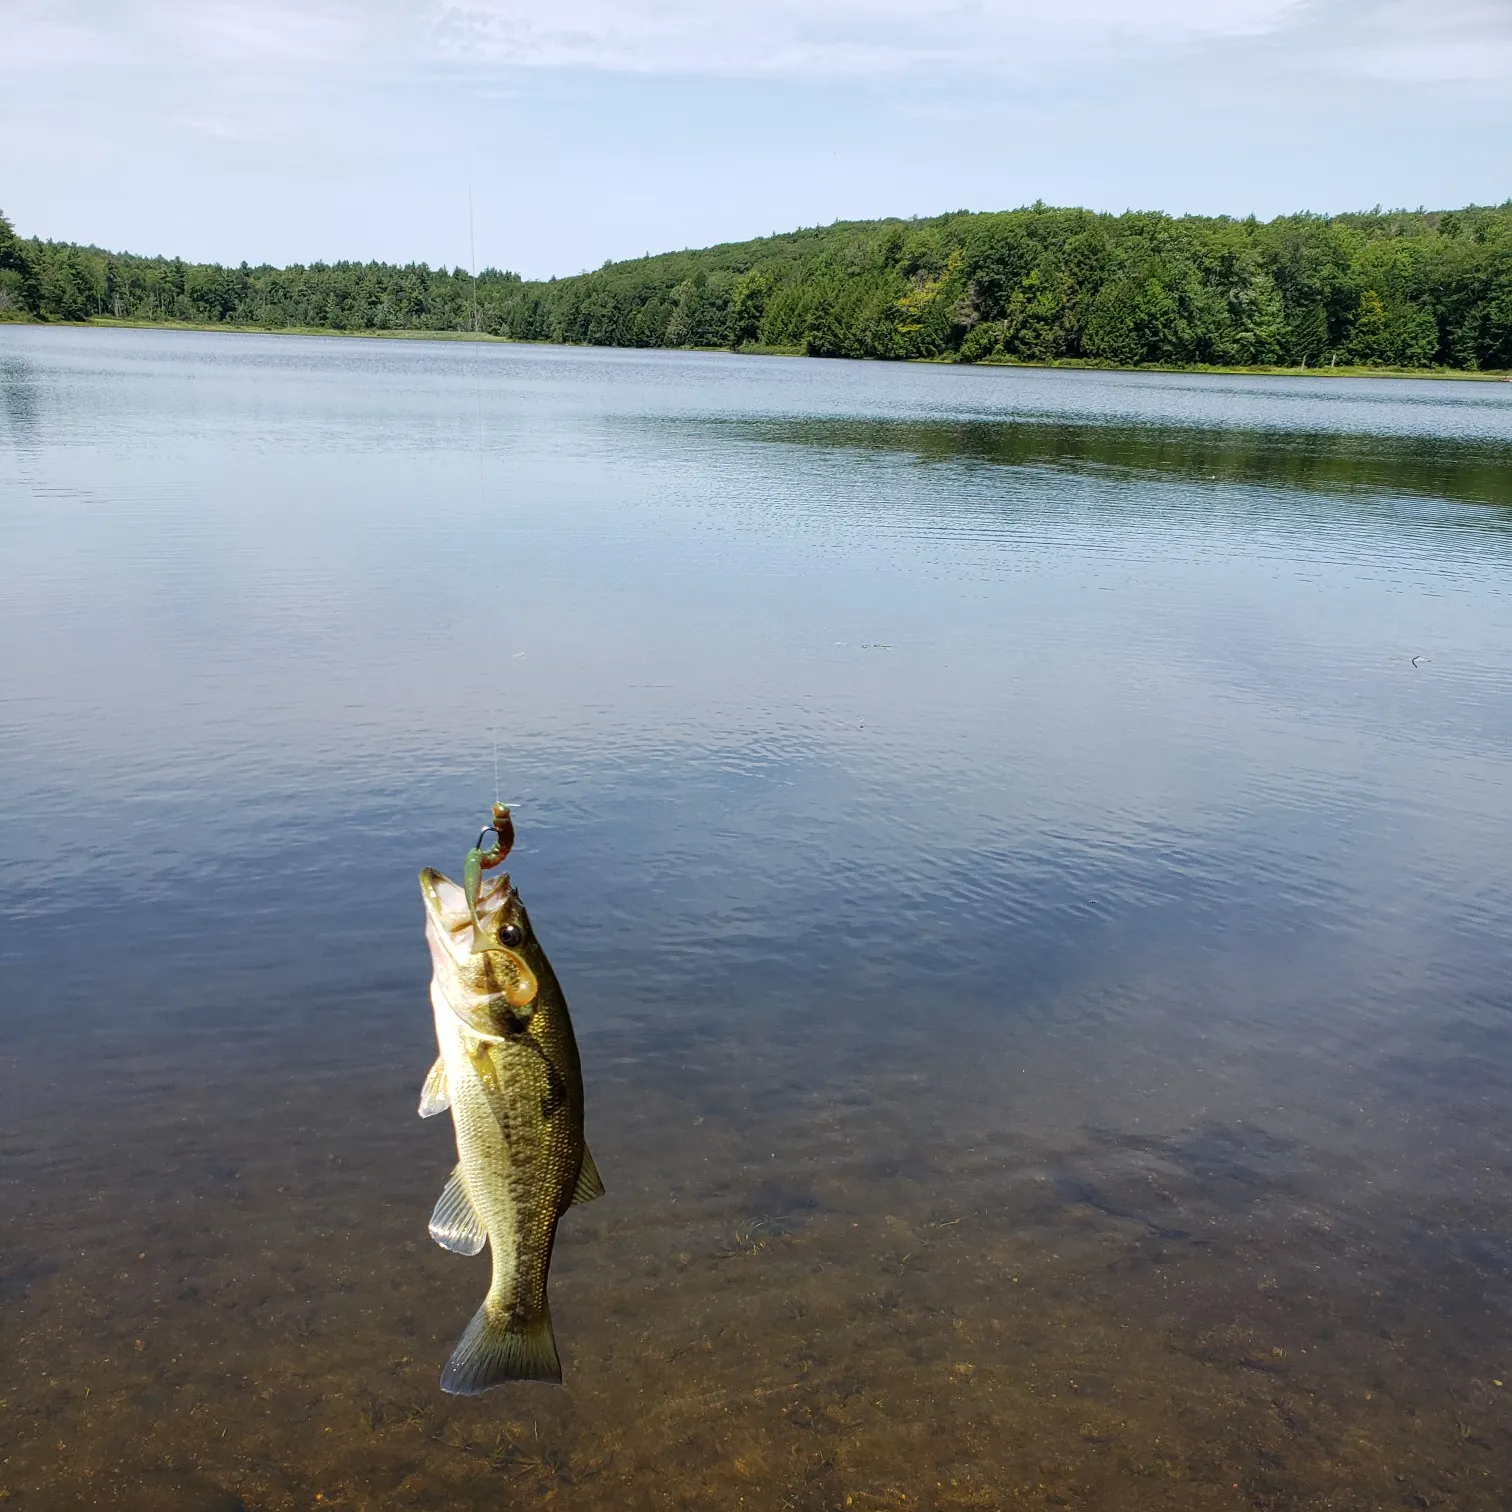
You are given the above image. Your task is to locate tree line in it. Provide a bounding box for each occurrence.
[0,213,518,335]
[4,201,1511,370]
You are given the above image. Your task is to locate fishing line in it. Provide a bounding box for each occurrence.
[468,180,484,502]
[468,183,480,339]
[467,126,513,820]
[469,168,494,812]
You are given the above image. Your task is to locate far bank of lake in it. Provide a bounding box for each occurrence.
[5,312,1510,383]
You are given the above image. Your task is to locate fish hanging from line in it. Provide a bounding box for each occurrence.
[418,804,603,1393]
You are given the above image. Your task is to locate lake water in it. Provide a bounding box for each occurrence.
[3,327,1511,1511]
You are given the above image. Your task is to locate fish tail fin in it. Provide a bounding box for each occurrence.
[440,1302,561,1394]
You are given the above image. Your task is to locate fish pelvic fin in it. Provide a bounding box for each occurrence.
[429,1165,486,1256]
[440,1301,561,1394]
[570,1145,605,1206]
[418,1057,450,1118]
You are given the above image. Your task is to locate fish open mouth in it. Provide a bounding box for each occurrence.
[420,867,539,1012]
[419,866,473,927]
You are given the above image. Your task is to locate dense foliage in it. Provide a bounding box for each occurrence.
[0,211,517,334]
[5,201,1512,370]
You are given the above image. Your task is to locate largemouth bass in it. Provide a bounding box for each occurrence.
[418,862,602,1392]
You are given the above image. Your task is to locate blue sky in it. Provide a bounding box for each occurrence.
[4,0,1510,277]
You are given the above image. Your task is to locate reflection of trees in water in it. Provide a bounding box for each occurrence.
[1,357,40,446]
[741,416,1512,513]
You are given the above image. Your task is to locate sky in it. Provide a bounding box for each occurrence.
[3,0,1510,278]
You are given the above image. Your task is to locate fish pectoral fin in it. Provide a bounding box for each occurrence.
[570,1145,605,1206]
[429,1165,487,1256]
[418,1057,451,1118]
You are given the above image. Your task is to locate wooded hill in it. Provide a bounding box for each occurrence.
[4,202,1512,370]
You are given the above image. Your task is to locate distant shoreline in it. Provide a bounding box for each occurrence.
[11,202,1512,374]
[6,315,1509,384]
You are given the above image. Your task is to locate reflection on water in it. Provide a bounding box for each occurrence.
[742,414,1512,509]
[2,328,1511,1509]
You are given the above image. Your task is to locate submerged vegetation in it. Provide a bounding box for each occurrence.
[4,201,1512,371]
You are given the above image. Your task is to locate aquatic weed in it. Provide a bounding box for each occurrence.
[484,1423,575,1488]
[716,1214,797,1259]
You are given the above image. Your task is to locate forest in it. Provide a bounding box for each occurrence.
[3,201,1512,371]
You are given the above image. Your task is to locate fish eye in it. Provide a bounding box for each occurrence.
[497,922,524,948]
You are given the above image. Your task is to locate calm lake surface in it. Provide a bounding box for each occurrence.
[3,328,1511,1511]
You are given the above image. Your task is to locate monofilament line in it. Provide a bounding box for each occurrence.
[468,182,484,509]
[468,184,479,337]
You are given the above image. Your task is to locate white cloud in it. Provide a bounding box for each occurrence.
[0,6,117,68]
[1335,0,1512,82]
[7,0,1511,84]
[2,0,1507,274]
[429,0,1306,75]
[0,0,390,72]
[164,2,368,64]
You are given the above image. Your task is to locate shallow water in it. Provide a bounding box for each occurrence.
[2,329,1511,1510]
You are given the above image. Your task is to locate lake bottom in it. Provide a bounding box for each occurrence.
[5,995,1509,1512]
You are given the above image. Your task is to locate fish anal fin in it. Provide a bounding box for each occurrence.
[418,1057,450,1118]
[570,1145,605,1206]
[429,1165,486,1256]
[441,1301,561,1393]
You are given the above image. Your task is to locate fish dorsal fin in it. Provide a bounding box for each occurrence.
[418,1057,450,1118]
[429,1165,486,1255]
[570,1145,605,1206]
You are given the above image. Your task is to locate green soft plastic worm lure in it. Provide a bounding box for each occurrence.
[464,802,515,942]
[458,802,538,1012]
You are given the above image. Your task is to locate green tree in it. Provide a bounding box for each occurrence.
[1479,273,1512,368]
[0,209,39,315]
[1221,269,1287,365]
[1346,289,1438,366]
[1083,274,1185,365]
[730,271,768,347]
[665,271,731,347]
[5,200,1509,370]
[36,246,97,320]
